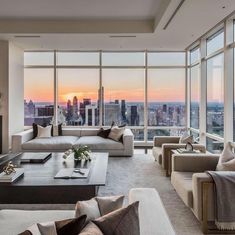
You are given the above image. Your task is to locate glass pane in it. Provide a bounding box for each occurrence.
[206,137,224,153]
[57,52,99,66]
[24,52,54,66]
[148,69,186,126]
[190,65,200,129]
[148,52,185,66]
[24,68,54,126]
[147,129,184,141]
[58,69,99,126]
[102,69,144,126]
[190,131,199,142]
[190,47,200,64]
[206,30,224,55]
[131,129,144,141]
[207,53,224,137]
[102,52,145,66]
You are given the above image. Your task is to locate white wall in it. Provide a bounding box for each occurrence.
[8,42,24,147]
[0,40,24,153]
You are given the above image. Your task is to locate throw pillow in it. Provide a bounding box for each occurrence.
[53,123,63,137]
[179,132,193,144]
[75,195,124,222]
[216,142,235,171]
[20,215,86,235]
[32,123,54,138]
[97,128,112,139]
[108,126,126,142]
[79,222,104,235]
[97,121,115,139]
[55,215,87,235]
[93,201,140,235]
[75,197,101,222]
[37,125,52,138]
[96,195,124,216]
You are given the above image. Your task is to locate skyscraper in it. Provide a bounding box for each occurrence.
[130,105,139,126]
[121,99,126,122]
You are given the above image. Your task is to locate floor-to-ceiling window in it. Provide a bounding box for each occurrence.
[147,52,186,140]
[189,47,200,129]
[57,51,100,126]
[24,51,186,143]
[206,30,224,153]
[24,52,54,126]
[101,52,145,141]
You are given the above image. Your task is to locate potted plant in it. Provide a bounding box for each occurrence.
[63,145,91,162]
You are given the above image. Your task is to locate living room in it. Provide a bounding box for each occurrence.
[0,0,235,235]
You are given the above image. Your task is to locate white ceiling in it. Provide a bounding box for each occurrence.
[0,0,234,50]
[0,0,163,20]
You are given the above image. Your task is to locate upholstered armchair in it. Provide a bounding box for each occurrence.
[171,153,220,233]
[152,136,206,176]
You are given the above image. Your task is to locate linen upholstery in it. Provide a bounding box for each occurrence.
[96,195,124,216]
[171,154,219,222]
[93,201,140,235]
[192,173,214,221]
[22,136,78,151]
[216,142,235,171]
[171,171,193,208]
[152,146,162,163]
[74,136,124,150]
[162,144,206,171]
[153,136,180,147]
[79,222,104,235]
[12,128,134,156]
[129,188,175,235]
[0,188,175,235]
[75,198,101,222]
[0,210,74,235]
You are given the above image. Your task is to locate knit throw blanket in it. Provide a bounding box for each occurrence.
[207,171,235,230]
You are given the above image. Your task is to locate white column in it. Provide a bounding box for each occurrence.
[224,19,234,143]
[199,38,207,146]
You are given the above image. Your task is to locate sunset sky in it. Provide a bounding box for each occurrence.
[24,53,223,104]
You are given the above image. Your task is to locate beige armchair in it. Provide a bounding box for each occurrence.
[152,136,206,176]
[171,153,220,233]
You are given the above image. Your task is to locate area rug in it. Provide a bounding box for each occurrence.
[0,154,210,235]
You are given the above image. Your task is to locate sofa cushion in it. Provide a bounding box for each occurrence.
[171,171,193,208]
[74,136,124,150]
[0,210,74,235]
[22,136,78,151]
[152,147,162,164]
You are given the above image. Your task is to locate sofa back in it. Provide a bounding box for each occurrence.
[62,128,99,137]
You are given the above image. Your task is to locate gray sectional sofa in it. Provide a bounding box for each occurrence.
[12,127,134,156]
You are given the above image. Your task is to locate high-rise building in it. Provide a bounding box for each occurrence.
[130,105,139,126]
[104,103,120,125]
[37,105,54,117]
[73,96,78,115]
[121,100,126,122]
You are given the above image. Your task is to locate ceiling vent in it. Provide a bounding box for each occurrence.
[14,35,41,38]
[109,35,136,38]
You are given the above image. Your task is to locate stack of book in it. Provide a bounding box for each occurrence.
[0,168,24,183]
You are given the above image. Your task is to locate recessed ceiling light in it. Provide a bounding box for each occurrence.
[222,6,226,9]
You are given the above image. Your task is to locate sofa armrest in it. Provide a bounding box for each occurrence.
[172,154,219,172]
[12,129,34,153]
[192,173,214,221]
[153,136,180,147]
[123,129,134,156]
